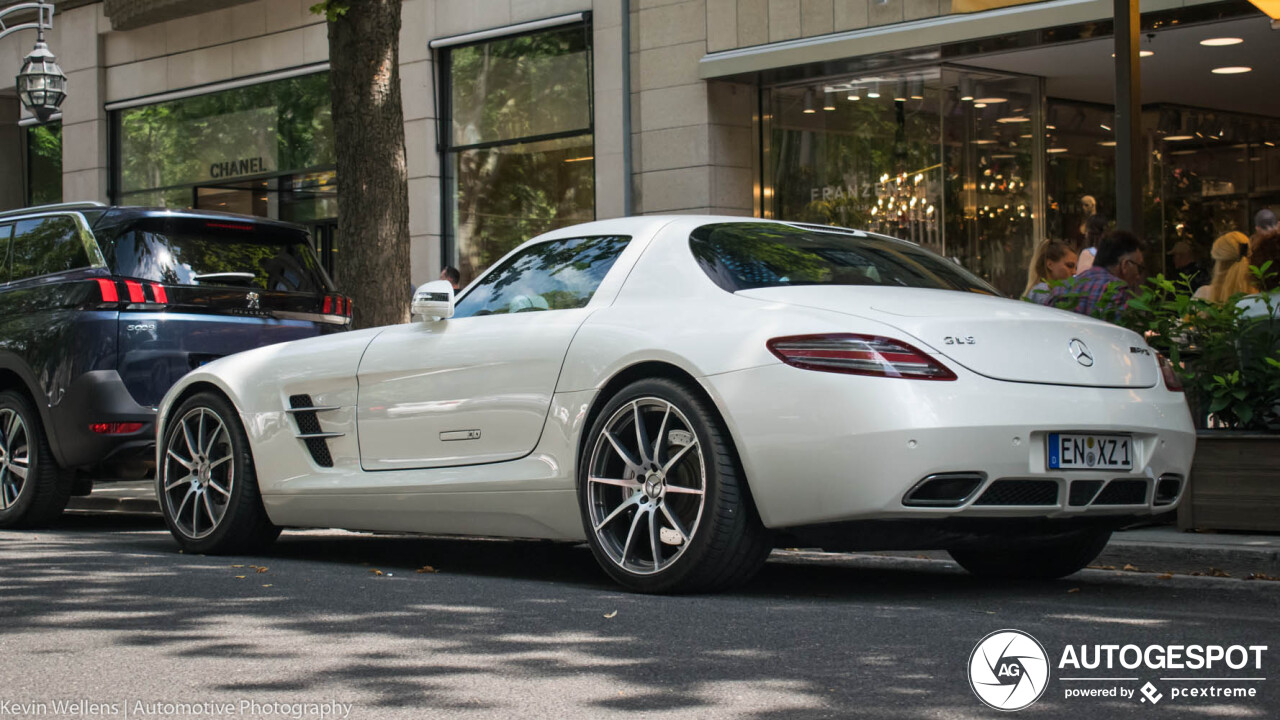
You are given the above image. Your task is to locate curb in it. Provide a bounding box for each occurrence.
[1097,538,1280,579]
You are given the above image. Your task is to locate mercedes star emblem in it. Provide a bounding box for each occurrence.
[1068,338,1094,367]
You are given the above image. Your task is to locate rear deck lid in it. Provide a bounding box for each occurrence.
[738,286,1159,388]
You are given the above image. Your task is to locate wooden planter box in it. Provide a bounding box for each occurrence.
[1178,432,1280,533]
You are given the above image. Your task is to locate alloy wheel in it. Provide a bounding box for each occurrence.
[0,408,30,510]
[586,397,707,575]
[162,407,235,539]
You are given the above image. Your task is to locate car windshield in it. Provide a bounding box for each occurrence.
[690,222,998,295]
[105,218,331,293]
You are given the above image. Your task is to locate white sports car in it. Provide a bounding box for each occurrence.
[156,216,1195,593]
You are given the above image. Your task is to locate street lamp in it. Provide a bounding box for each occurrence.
[0,2,65,122]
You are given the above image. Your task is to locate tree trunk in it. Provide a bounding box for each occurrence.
[326,0,411,328]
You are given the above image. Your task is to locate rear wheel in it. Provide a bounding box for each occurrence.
[579,378,772,593]
[0,390,71,528]
[948,527,1112,580]
[159,392,280,554]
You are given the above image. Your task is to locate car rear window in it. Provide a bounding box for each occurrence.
[690,222,997,295]
[105,218,331,293]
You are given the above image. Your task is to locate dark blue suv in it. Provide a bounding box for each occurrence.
[0,203,350,527]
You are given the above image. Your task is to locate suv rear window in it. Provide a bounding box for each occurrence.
[690,222,997,295]
[105,219,331,293]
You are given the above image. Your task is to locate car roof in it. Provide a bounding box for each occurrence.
[0,203,307,234]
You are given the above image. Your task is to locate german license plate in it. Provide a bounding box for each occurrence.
[1047,433,1133,470]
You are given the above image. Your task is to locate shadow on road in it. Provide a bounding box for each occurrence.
[2,515,1276,718]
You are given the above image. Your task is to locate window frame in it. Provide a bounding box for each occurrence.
[437,18,596,278]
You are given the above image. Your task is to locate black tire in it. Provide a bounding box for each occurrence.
[158,391,280,554]
[578,377,772,594]
[0,390,72,528]
[948,527,1112,580]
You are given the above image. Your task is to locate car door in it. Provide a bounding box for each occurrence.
[355,235,631,471]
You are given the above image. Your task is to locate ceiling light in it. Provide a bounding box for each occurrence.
[823,90,836,111]
[866,82,881,99]
[997,116,1030,124]
[992,153,1016,159]
[1211,66,1252,74]
[1100,123,1112,131]
[894,80,908,102]
[959,77,974,102]
[1200,37,1243,46]
[972,139,996,145]
[1098,141,1117,147]
[1163,135,1193,141]
[1169,149,1198,156]
[1111,50,1155,58]
[974,102,987,108]
[847,89,861,101]
[974,97,1007,104]
[1047,148,1068,153]
[1046,125,1056,130]
[803,89,816,114]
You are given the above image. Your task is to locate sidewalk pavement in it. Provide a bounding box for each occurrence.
[67,481,1280,579]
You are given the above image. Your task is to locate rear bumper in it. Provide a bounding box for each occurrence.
[49,369,156,470]
[702,363,1196,531]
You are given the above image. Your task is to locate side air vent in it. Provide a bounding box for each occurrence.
[902,473,984,507]
[973,479,1059,506]
[1093,479,1148,506]
[287,394,342,468]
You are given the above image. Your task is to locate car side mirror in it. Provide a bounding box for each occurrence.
[411,280,454,320]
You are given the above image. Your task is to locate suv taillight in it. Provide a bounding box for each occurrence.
[767,334,957,380]
[1156,352,1184,392]
[323,294,353,318]
[94,278,169,306]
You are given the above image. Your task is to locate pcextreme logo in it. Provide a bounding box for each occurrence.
[969,629,1051,711]
[968,630,1269,711]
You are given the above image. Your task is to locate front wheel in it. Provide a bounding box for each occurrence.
[578,377,772,593]
[159,392,280,554]
[948,527,1112,580]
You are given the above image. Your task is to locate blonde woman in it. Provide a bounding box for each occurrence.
[1193,231,1254,303]
[1023,239,1078,302]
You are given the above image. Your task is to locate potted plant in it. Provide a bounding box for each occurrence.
[1118,266,1280,532]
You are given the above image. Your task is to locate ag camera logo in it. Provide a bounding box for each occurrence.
[969,629,1050,711]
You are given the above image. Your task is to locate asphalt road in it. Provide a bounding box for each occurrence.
[2,515,1278,720]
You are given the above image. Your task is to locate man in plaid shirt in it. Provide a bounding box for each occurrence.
[1035,230,1146,320]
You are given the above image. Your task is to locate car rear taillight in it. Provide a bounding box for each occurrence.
[94,278,169,306]
[323,294,353,318]
[89,422,145,434]
[95,278,119,303]
[1156,352,1184,392]
[768,334,957,380]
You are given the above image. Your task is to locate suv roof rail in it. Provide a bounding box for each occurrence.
[0,201,107,219]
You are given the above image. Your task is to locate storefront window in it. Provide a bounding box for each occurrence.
[113,72,335,215]
[1151,107,1280,266]
[443,23,595,282]
[25,121,61,206]
[765,69,1041,297]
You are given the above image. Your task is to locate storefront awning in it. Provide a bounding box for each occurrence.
[698,0,1208,81]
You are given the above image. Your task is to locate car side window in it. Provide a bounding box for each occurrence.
[453,235,631,318]
[10,216,91,282]
[0,224,12,283]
